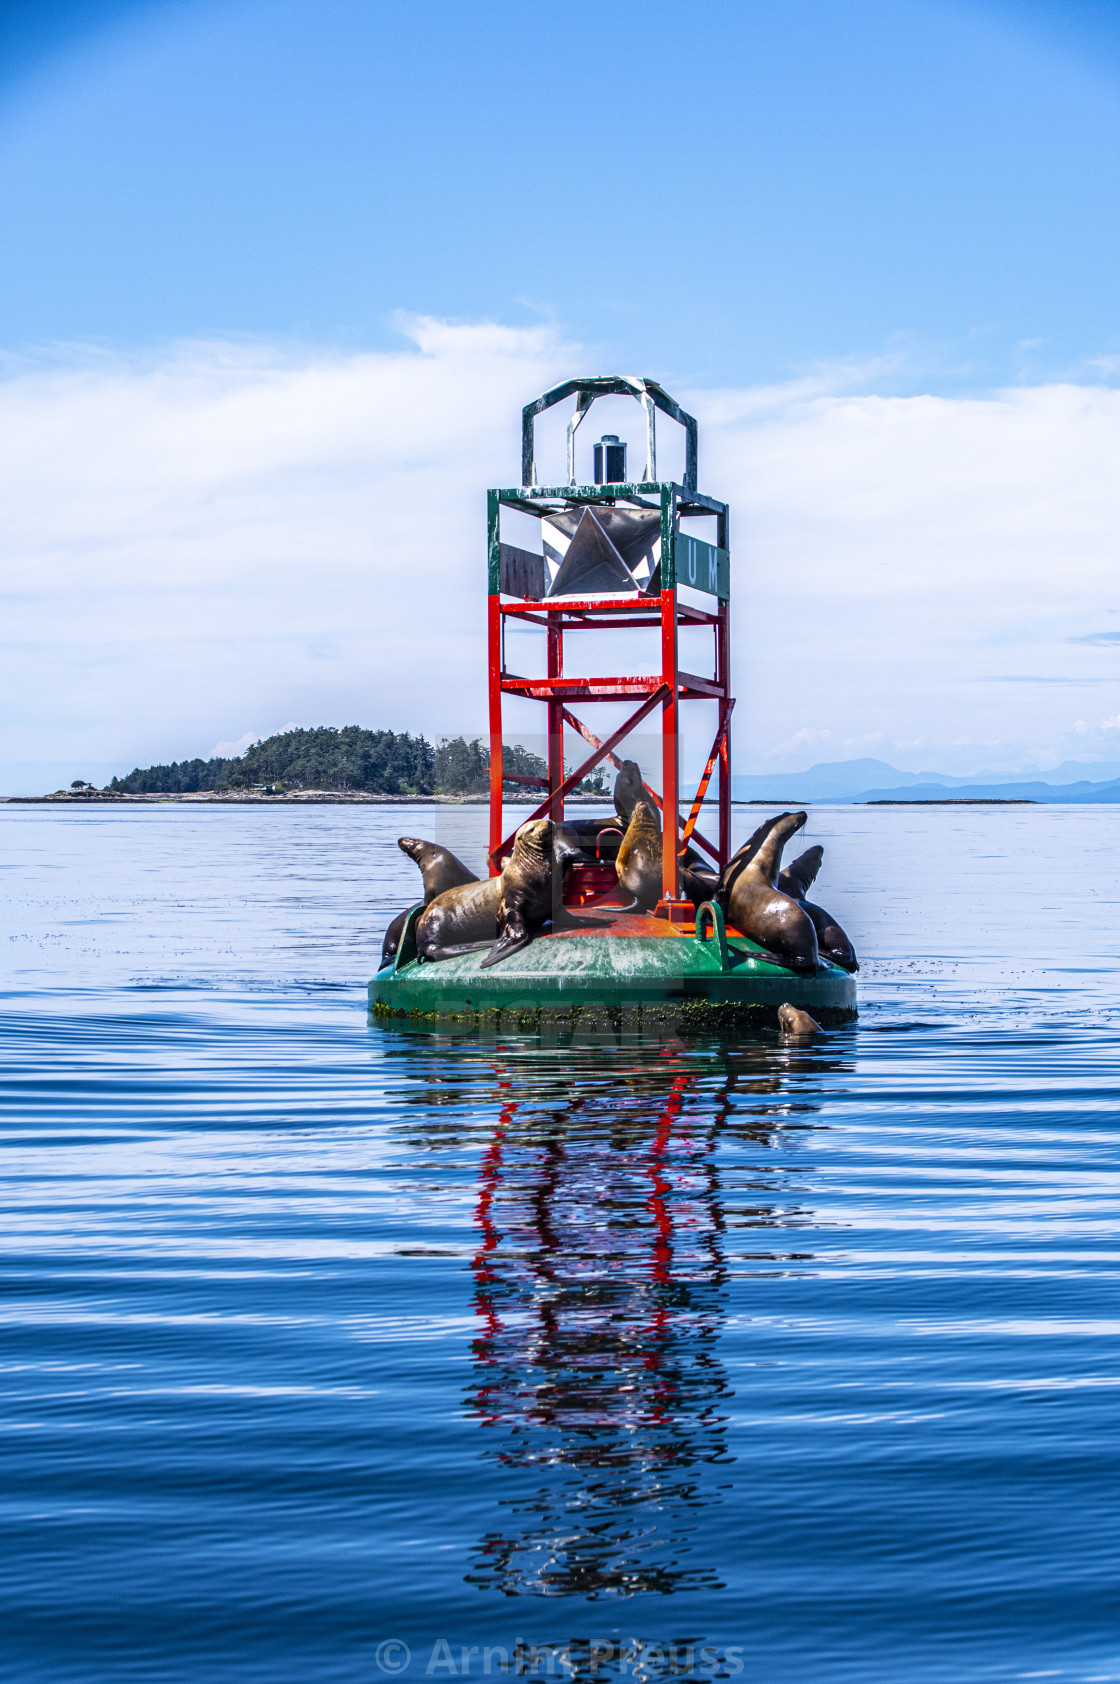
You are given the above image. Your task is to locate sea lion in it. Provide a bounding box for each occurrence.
[561,816,624,862]
[778,844,859,972]
[715,812,820,973]
[680,843,718,909]
[615,798,663,909]
[777,845,823,901]
[416,818,588,968]
[380,908,410,968]
[612,759,647,825]
[379,838,479,966]
[398,836,478,899]
[778,1003,822,1037]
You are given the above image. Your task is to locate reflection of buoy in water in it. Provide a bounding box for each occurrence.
[464,1060,735,1597]
[370,376,857,1029]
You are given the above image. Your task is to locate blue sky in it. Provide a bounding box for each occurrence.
[1,0,1119,790]
[2,0,1119,387]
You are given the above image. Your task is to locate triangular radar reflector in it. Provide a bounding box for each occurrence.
[593,509,661,578]
[547,508,637,596]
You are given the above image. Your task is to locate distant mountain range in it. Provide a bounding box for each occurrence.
[731,758,1120,803]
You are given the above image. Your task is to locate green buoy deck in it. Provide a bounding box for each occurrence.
[369,904,857,1032]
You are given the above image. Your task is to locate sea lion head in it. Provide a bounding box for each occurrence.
[778,1003,822,1038]
[628,798,660,840]
[613,760,646,824]
[397,835,478,900]
[512,817,582,872]
[718,811,808,901]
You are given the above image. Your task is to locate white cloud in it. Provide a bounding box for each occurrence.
[2,320,1120,789]
[0,318,575,785]
[694,376,1120,772]
[209,724,302,759]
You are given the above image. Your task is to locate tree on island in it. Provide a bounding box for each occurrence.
[108,726,610,798]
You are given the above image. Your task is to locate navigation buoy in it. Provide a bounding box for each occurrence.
[370,375,857,1031]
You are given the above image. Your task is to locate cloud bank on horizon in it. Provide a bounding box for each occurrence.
[2,318,1119,793]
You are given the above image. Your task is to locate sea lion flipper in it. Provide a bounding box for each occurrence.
[480,918,530,968]
[419,938,497,962]
[551,909,610,930]
[802,898,859,971]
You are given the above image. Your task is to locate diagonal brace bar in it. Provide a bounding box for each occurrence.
[561,707,663,812]
[680,700,735,852]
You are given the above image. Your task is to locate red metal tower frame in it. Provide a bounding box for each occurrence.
[486,378,733,913]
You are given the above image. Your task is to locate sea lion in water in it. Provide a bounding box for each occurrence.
[380,838,479,966]
[778,845,859,973]
[715,812,819,973]
[416,818,589,968]
[778,1003,822,1037]
[612,759,646,825]
[615,798,663,909]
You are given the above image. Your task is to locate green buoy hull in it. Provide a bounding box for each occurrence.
[369,906,857,1032]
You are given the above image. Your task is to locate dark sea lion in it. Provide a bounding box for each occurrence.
[380,908,410,968]
[778,1003,822,1037]
[777,845,823,901]
[416,818,588,968]
[379,837,479,966]
[612,759,646,825]
[615,798,663,909]
[777,844,859,972]
[562,816,624,862]
[680,843,718,908]
[716,812,820,973]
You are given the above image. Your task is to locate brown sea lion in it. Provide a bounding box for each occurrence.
[778,1003,822,1037]
[715,812,819,973]
[612,759,647,825]
[416,818,589,968]
[778,844,859,972]
[380,838,479,966]
[615,798,663,909]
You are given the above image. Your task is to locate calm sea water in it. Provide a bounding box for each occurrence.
[2,802,1120,1684]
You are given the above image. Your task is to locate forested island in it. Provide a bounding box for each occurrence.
[104,726,608,799]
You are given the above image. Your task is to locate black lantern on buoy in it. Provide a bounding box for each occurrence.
[593,434,627,485]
